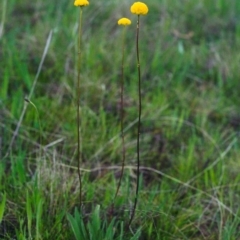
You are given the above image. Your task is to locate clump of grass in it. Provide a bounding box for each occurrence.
[67,205,142,240]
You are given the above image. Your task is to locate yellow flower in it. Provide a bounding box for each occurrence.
[74,0,89,7]
[118,18,131,26]
[130,2,148,15]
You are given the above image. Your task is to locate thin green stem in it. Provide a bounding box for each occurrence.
[129,15,141,227]
[114,27,127,201]
[77,7,83,207]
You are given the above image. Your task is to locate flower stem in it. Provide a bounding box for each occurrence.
[77,7,83,207]
[129,15,141,227]
[114,27,127,201]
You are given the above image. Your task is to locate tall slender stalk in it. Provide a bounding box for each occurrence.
[77,7,83,207]
[114,27,127,201]
[129,15,141,227]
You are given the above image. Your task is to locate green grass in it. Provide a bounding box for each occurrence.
[1,0,240,239]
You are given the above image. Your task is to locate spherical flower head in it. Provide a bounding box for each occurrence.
[74,0,89,7]
[130,2,148,15]
[118,18,131,26]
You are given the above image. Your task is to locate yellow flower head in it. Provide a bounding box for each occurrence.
[74,0,89,7]
[118,18,131,26]
[130,2,148,15]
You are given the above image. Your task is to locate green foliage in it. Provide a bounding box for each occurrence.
[67,205,141,240]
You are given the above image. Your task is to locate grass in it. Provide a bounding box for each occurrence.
[1,0,240,239]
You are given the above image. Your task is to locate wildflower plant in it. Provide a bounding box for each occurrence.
[72,0,148,232]
[113,17,131,205]
[129,1,149,227]
[74,0,89,207]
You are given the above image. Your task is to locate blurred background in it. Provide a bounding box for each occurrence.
[1,0,240,239]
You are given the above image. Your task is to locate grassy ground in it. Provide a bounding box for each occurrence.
[1,0,240,239]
